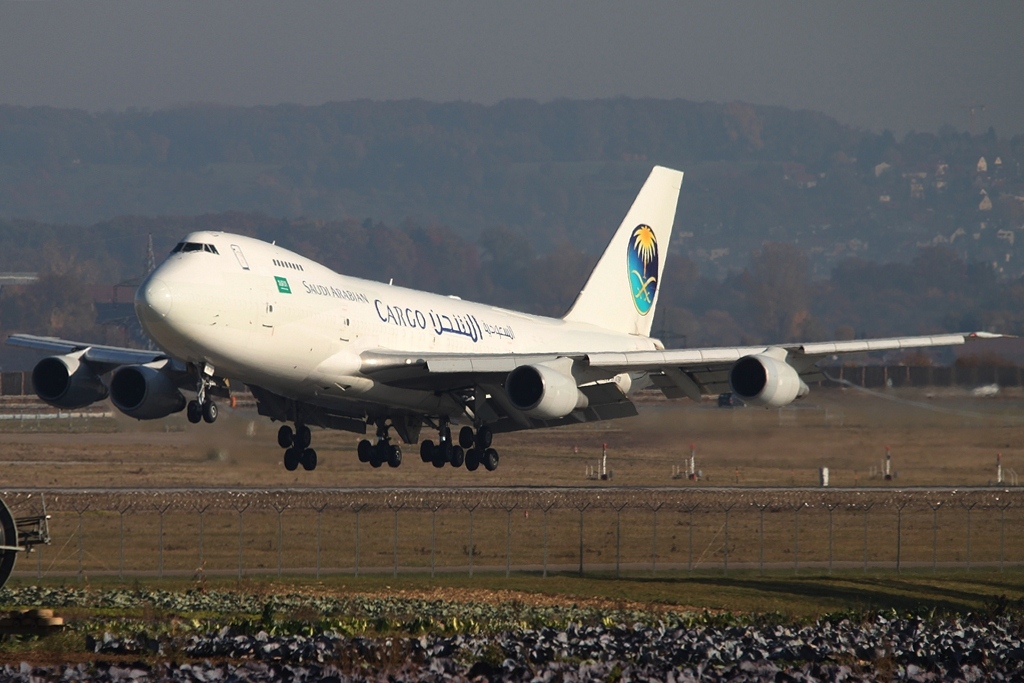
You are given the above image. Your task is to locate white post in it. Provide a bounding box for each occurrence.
[997,452,1003,484]
[601,443,607,478]
[885,446,892,480]
[688,443,696,479]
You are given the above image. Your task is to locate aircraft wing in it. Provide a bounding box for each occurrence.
[6,333,170,374]
[360,332,1002,400]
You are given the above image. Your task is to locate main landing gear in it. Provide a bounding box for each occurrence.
[357,421,403,469]
[420,423,498,471]
[278,424,317,471]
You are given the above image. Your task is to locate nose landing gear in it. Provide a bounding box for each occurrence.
[279,423,316,471]
[187,369,219,424]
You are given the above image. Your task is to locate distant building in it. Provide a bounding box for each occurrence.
[977,157,988,173]
[979,190,993,211]
[874,162,891,177]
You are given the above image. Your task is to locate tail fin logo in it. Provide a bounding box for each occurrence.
[627,224,658,315]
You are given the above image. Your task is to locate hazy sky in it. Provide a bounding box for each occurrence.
[1,1,1021,135]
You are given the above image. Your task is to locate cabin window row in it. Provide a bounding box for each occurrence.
[273,259,304,271]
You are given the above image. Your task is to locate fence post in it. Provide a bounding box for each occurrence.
[503,503,518,578]
[72,502,89,583]
[895,500,909,575]
[826,503,838,575]
[647,502,664,575]
[312,503,328,579]
[153,503,171,579]
[575,502,591,576]
[929,502,942,574]
[721,503,735,575]
[272,503,287,577]
[541,502,555,578]
[1000,501,1012,573]
[389,501,405,578]
[463,502,480,577]
[351,504,366,577]
[614,503,628,578]
[792,503,804,574]
[233,502,250,579]
[430,504,443,578]
[192,503,209,571]
[861,503,874,572]
[118,504,132,580]
[962,501,977,573]
[755,503,768,576]
[682,503,699,573]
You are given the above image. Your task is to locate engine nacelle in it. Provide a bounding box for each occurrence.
[505,363,588,420]
[31,355,108,409]
[728,352,809,408]
[109,365,186,420]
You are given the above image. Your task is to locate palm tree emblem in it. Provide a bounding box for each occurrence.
[628,224,658,314]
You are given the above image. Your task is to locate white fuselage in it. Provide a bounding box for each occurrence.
[136,231,658,418]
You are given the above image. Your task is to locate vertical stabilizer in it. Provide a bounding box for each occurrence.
[562,166,683,336]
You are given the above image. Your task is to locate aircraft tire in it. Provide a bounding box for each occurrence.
[432,446,447,469]
[357,439,372,463]
[296,425,312,449]
[277,425,293,449]
[450,445,465,468]
[186,400,202,424]
[283,448,300,471]
[202,400,218,424]
[465,448,480,471]
[0,498,17,590]
[483,448,499,471]
[301,448,317,471]
[370,444,385,468]
[420,440,434,463]
[387,445,402,468]
[476,426,493,450]
[458,426,474,449]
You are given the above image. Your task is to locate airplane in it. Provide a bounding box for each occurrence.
[7,166,999,473]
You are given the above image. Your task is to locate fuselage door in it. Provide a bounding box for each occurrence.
[231,245,250,270]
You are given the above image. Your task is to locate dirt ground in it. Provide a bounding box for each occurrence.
[0,385,1020,489]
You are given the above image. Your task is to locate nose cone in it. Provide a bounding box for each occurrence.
[136,278,173,319]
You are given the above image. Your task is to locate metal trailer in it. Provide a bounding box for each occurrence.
[0,496,50,589]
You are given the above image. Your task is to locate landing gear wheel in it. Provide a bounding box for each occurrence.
[186,400,202,424]
[370,445,385,468]
[277,425,294,449]
[476,426,493,450]
[483,448,499,471]
[357,439,372,463]
[0,498,17,590]
[202,400,218,424]
[387,445,402,468]
[459,426,475,449]
[295,425,312,449]
[301,448,317,471]
[420,440,434,463]
[450,445,465,468]
[432,445,447,468]
[465,448,480,471]
[283,448,300,471]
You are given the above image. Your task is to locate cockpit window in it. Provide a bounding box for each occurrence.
[171,242,219,255]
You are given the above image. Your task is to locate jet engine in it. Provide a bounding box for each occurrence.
[109,364,186,420]
[505,363,588,420]
[728,353,808,408]
[31,355,108,409]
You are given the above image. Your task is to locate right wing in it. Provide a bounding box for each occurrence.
[7,334,173,374]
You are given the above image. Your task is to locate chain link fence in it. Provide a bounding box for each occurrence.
[2,487,1022,581]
